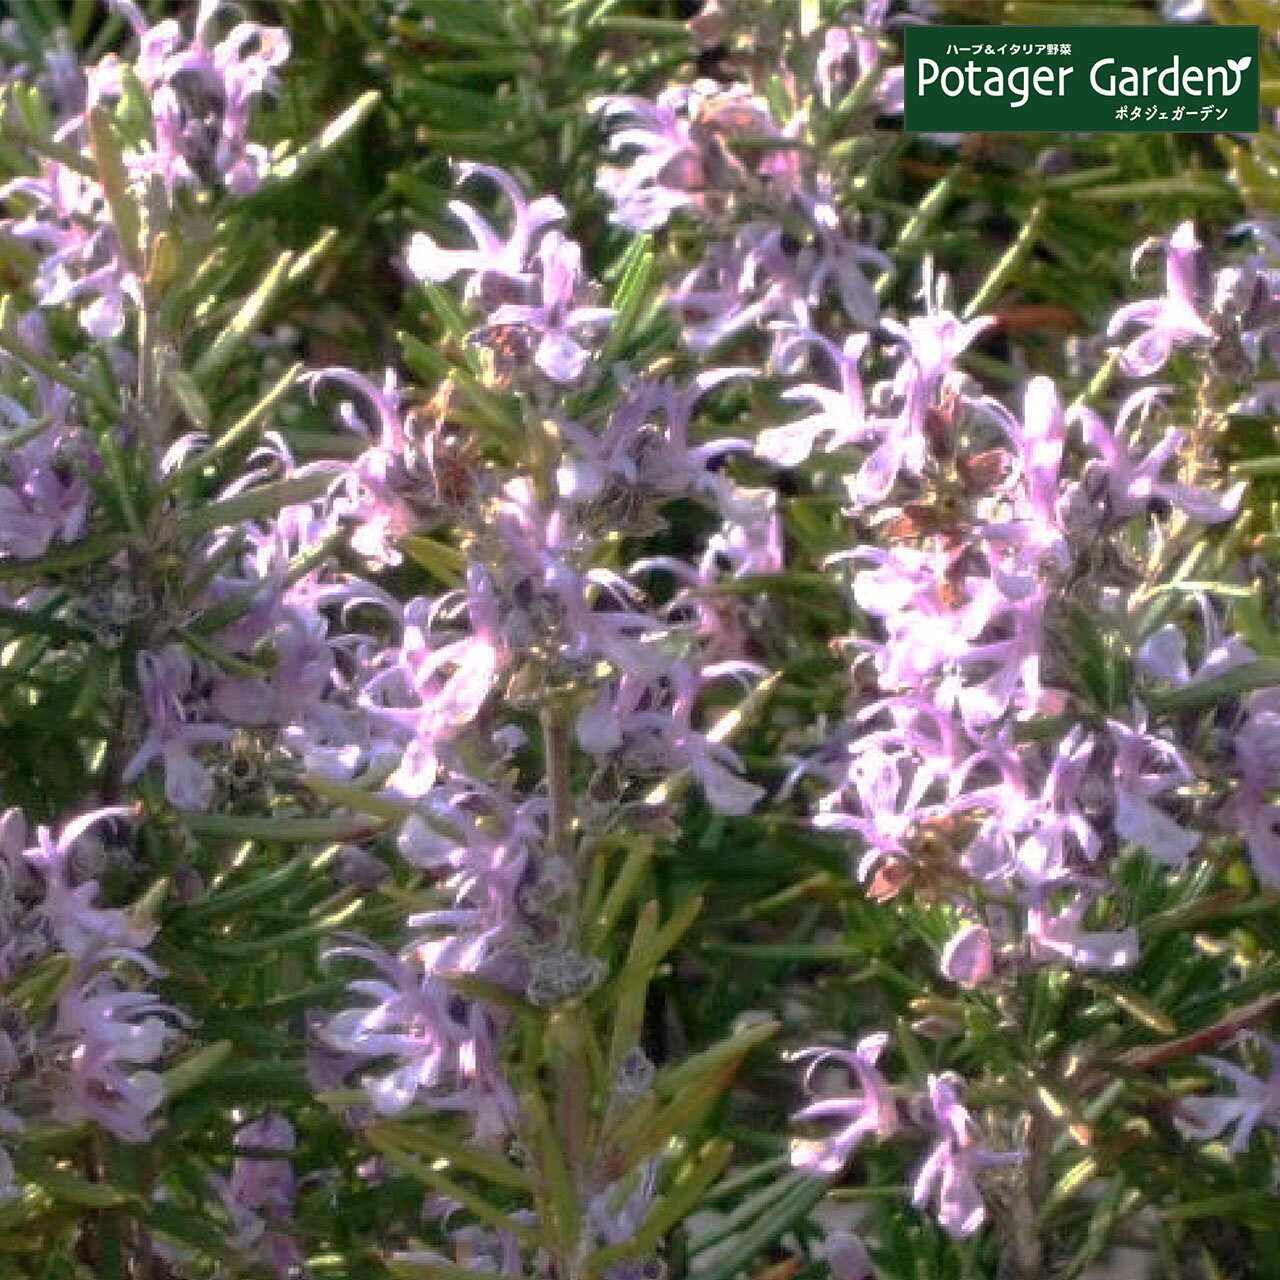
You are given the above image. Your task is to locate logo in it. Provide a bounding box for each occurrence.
[905,25,1259,133]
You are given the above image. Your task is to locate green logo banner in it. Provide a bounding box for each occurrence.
[904,25,1259,133]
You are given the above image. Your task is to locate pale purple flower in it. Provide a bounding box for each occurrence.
[940,922,993,987]
[359,584,503,799]
[53,978,178,1141]
[321,935,516,1138]
[105,0,289,192]
[790,1035,898,1175]
[490,230,614,382]
[848,546,1007,692]
[1223,222,1280,384]
[881,269,993,413]
[681,729,765,816]
[405,164,565,305]
[705,476,784,577]
[806,197,892,327]
[575,663,765,815]
[1108,714,1199,867]
[322,939,468,1115]
[481,477,658,672]
[22,808,152,960]
[1178,1035,1280,1152]
[816,747,935,884]
[591,85,707,231]
[0,319,97,558]
[1224,691,1280,886]
[1,162,139,338]
[1026,889,1138,971]
[307,366,427,566]
[55,1039,166,1142]
[123,646,233,810]
[285,698,399,785]
[1070,387,1244,526]
[672,225,887,358]
[559,368,751,508]
[1137,596,1256,687]
[1010,727,1101,883]
[592,82,785,232]
[634,474,782,663]
[757,334,869,467]
[1108,222,1215,375]
[952,581,1049,729]
[587,1162,662,1280]
[836,275,989,505]
[41,33,88,119]
[1223,793,1280,885]
[912,1075,1019,1238]
[978,376,1069,580]
[669,232,805,355]
[825,1230,874,1280]
[0,437,93,561]
[816,28,875,109]
[816,8,909,114]
[212,611,332,728]
[212,1114,306,1279]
